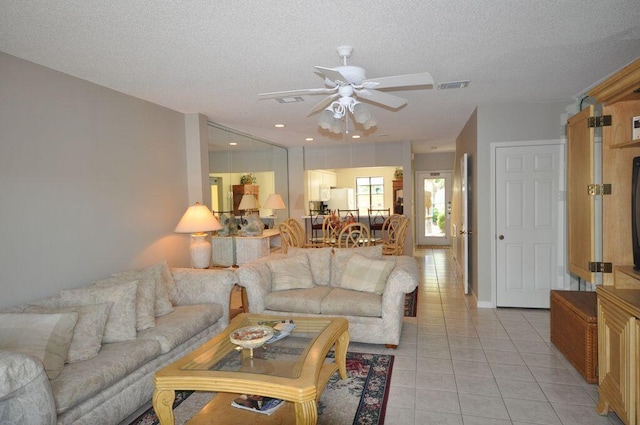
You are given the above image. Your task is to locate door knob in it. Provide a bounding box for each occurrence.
[459,230,466,235]
[498,235,504,240]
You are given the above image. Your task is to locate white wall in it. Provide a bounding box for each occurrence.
[414,152,455,171]
[0,52,191,308]
[471,100,576,304]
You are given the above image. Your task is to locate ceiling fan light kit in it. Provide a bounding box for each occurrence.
[258,45,435,136]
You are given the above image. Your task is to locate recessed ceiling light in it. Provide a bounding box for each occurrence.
[305,137,314,142]
[229,142,237,146]
[274,124,285,128]
[437,80,470,90]
[275,96,304,104]
[351,135,361,139]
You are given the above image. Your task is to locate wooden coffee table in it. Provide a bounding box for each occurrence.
[153,313,349,425]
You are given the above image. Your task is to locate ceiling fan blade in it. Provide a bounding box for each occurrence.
[355,89,408,109]
[362,72,434,90]
[314,66,350,86]
[258,87,336,100]
[307,93,340,116]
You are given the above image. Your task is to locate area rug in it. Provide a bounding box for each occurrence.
[405,288,417,317]
[129,350,394,425]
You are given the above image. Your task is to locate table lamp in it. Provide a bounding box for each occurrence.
[238,194,264,236]
[263,193,286,225]
[174,202,223,268]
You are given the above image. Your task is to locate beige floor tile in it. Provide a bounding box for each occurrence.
[503,398,561,424]
[414,388,461,414]
[458,393,510,420]
[455,375,500,396]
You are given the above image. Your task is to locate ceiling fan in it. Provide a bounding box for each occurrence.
[258,46,435,134]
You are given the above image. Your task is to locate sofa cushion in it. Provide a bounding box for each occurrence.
[268,255,315,291]
[320,288,382,317]
[0,313,78,379]
[16,303,112,363]
[50,338,161,414]
[340,253,396,295]
[158,261,180,305]
[138,304,223,353]
[111,262,174,318]
[330,245,383,287]
[264,286,332,314]
[96,275,156,331]
[59,280,138,343]
[288,247,332,286]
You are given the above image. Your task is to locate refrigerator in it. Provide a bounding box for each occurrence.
[327,188,355,211]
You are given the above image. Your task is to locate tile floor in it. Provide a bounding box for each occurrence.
[345,247,624,425]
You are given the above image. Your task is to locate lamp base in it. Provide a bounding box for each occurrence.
[190,233,211,269]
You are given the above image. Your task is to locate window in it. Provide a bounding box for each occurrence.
[356,176,384,214]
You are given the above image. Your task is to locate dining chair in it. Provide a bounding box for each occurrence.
[337,209,360,224]
[277,222,301,254]
[285,217,323,248]
[322,216,341,246]
[309,209,325,239]
[381,214,409,255]
[368,208,390,237]
[337,222,372,248]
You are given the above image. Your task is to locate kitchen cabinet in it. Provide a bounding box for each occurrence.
[307,170,336,201]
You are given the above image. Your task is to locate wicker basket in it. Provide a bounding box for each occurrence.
[550,290,598,384]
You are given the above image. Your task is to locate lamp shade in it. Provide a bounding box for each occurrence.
[263,193,286,210]
[174,202,223,234]
[238,194,259,211]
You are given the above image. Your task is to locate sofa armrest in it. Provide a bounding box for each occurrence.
[0,350,56,425]
[381,256,419,312]
[170,268,238,325]
[235,262,273,314]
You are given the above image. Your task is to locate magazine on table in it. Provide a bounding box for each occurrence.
[231,394,285,415]
[258,320,296,344]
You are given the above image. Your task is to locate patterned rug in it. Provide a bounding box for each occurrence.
[405,287,417,317]
[129,350,394,425]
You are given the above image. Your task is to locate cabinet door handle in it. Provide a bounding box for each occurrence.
[498,235,504,240]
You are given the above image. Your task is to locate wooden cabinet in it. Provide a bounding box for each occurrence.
[567,58,640,285]
[596,276,640,425]
[392,179,403,214]
[567,58,640,424]
[232,184,259,215]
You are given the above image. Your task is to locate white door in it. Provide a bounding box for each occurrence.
[461,154,469,295]
[495,144,564,308]
[416,171,452,246]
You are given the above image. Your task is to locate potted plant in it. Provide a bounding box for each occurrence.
[394,168,403,180]
[240,173,257,185]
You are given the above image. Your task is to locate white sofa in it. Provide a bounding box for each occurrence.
[236,246,419,347]
[0,263,237,425]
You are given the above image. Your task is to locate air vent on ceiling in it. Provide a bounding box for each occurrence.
[437,81,470,90]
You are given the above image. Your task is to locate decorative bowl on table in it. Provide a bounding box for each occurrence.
[230,325,274,349]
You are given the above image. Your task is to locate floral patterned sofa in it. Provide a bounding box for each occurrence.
[236,246,419,348]
[0,263,237,425]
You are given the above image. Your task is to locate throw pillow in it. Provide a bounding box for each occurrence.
[115,262,174,316]
[96,275,155,331]
[268,254,315,291]
[331,245,383,287]
[0,312,78,379]
[20,303,112,363]
[340,253,396,295]
[288,247,332,286]
[59,280,138,343]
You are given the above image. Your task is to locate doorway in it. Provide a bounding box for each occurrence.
[494,142,566,308]
[416,171,452,246]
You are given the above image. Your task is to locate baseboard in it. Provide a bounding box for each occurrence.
[476,301,495,309]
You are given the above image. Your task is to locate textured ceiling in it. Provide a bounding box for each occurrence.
[1,1,640,153]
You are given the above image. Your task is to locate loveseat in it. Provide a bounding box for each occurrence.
[0,262,237,425]
[236,246,419,347]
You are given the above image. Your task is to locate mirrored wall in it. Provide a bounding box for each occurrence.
[207,122,288,219]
